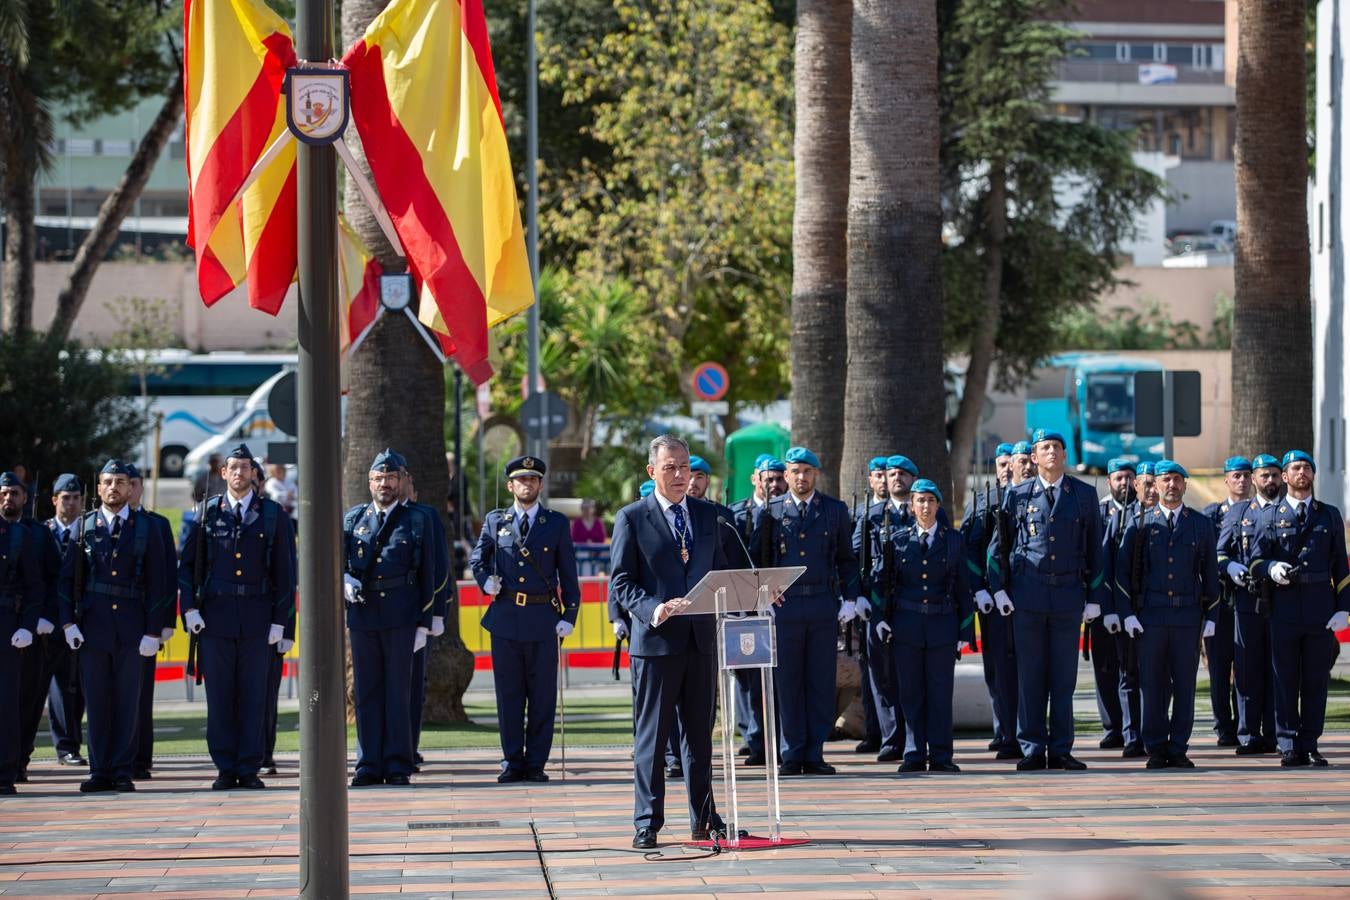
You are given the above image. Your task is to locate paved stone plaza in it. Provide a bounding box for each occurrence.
[2,732,1349,898]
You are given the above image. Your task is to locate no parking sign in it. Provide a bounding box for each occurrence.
[690,362,730,401]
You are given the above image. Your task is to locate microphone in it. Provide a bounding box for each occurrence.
[717,516,758,575]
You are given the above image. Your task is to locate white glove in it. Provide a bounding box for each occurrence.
[160,627,174,642]
[876,620,893,642]
[343,574,363,603]
[1124,615,1144,637]
[975,590,994,614]
[1328,610,1349,632]
[1103,613,1121,634]
[1268,562,1292,586]
[1226,561,1249,584]
[268,623,284,645]
[1083,602,1101,623]
[413,627,428,652]
[138,635,160,657]
[184,609,206,634]
[612,620,629,639]
[556,620,574,638]
[64,624,84,650]
[10,628,33,649]
[855,596,872,621]
[838,599,857,625]
[1203,620,1216,639]
[995,590,1014,616]
[483,574,502,596]
[36,617,55,636]
[430,615,445,637]
[277,638,294,654]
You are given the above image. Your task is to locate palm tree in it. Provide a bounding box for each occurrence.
[340,0,474,723]
[1231,1,1313,451]
[789,0,850,493]
[0,0,49,334]
[842,0,949,500]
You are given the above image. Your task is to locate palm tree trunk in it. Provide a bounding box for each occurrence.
[842,0,949,501]
[1231,1,1312,451]
[790,0,850,493]
[341,0,474,724]
[947,159,1005,517]
[2,150,38,335]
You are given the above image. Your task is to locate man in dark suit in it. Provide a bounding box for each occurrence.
[610,435,738,849]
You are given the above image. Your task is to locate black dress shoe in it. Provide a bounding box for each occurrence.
[929,761,960,773]
[0,783,14,795]
[742,751,765,766]
[986,739,1002,751]
[496,769,525,784]
[384,773,411,786]
[212,773,238,791]
[1169,754,1195,769]
[1016,754,1046,771]
[1216,734,1239,748]
[133,769,152,780]
[995,746,1024,760]
[1310,750,1330,768]
[876,747,903,762]
[414,752,425,765]
[264,766,278,776]
[523,769,549,783]
[1146,753,1169,769]
[802,761,836,775]
[1235,742,1265,756]
[691,816,726,841]
[632,827,658,849]
[350,772,383,787]
[777,761,803,776]
[238,774,267,789]
[1047,754,1087,771]
[737,745,752,757]
[1122,742,1146,758]
[58,752,88,767]
[80,776,117,793]
[1280,751,1311,768]
[664,763,683,779]
[15,770,27,783]
[1099,734,1125,750]
[897,759,926,773]
[855,739,881,754]
[114,777,136,792]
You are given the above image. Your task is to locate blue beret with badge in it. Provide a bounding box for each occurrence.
[689,455,711,475]
[754,453,773,468]
[1223,456,1252,473]
[1134,461,1154,476]
[506,454,545,479]
[869,456,889,472]
[370,448,407,473]
[784,446,820,468]
[759,457,786,473]
[1252,453,1280,470]
[886,455,919,476]
[227,443,254,461]
[100,459,132,476]
[639,479,655,498]
[0,471,21,488]
[126,463,143,480]
[910,478,943,503]
[52,473,83,494]
[1107,457,1135,474]
[1011,441,1032,456]
[1031,428,1065,448]
[1155,459,1188,478]
[995,443,1015,458]
[1281,449,1314,472]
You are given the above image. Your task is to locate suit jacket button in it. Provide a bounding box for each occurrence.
[799,551,806,557]
[544,546,549,552]
[111,570,118,577]
[1049,555,1055,562]
[1049,536,1056,543]
[519,577,526,583]
[112,603,118,610]
[380,592,386,598]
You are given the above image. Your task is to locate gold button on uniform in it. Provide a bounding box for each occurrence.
[112,603,118,610]
[111,570,118,577]
[922,573,928,580]
[519,577,526,583]
[1050,555,1056,562]
[1049,536,1056,543]
[235,569,243,576]
[235,552,242,559]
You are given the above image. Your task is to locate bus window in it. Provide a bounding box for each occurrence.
[1084,373,1134,432]
[1026,366,1070,401]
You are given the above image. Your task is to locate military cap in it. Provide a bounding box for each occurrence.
[1011,441,1032,456]
[1107,457,1135,475]
[995,443,1015,458]
[1155,459,1188,479]
[886,455,919,476]
[125,463,142,480]
[758,457,786,473]
[910,478,943,503]
[869,456,890,472]
[689,455,711,475]
[784,446,820,468]
[754,453,773,469]
[1251,453,1280,470]
[1281,449,1315,472]
[52,473,83,494]
[370,448,407,473]
[1134,461,1155,476]
[639,479,655,498]
[100,459,133,476]
[0,471,22,488]
[1031,428,1065,448]
[227,443,255,461]
[506,454,545,479]
[1223,456,1253,473]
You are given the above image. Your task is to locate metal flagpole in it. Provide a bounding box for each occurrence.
[295,0,350,895]
[525,0,543,466]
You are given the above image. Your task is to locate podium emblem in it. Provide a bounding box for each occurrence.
[739,632,756,656]
[286,68,350,145]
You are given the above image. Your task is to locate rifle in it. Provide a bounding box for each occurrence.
[1125,509,1147,672]
[611,634,625,681]
[187,494,207,685]
[66,496,89,694]
[859,493,873,651]
[1250,563,1300,618]
[878,504,893,644]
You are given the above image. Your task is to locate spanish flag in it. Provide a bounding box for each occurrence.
[337,215,383,358]
[343,0,534,384]
[184,0,298,314]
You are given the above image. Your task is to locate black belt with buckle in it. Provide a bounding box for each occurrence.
[508,591,557,607]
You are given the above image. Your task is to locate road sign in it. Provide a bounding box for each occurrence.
[520,390,568,440]
[691,400,730,416]
[1135,370,1201,459]
[267,371,298,437]
[691,362,730,401]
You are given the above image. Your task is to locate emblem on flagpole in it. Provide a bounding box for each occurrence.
[286,67,350,146]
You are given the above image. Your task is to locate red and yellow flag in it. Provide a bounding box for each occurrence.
[184,0,297,314]
[337,215,383,358]
[343,0,534,384]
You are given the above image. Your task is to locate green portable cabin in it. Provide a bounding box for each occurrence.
[723,422,790,504]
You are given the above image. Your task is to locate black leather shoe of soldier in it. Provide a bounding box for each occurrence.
[802,761,836,776]
[929,761,960,773]
[113,777,136,792]
[0,783,14,795]
[1310,750,1330,768]
[1048,754,1087,771]
[777,761,803,776]
[664,763,683,779]
[350,772,383,786]
[1122,742,1146,758]
[384,773,412,786]
[1099,734,1125,750]
[995,746,1025,760]
[1280,751,1310,768]
[742,751,765,766]
[855,739,880,754]
[897,759,926,773]
[1169,754,1195,769]
[523,769,549,783]
[80,776,117,793]
[1146,753,1169,769]
[876,747,903,762]
[1216,733,1238,748]
[632,827,657,849]
[212,773,238,791]
[1016,754,1046,771]
[1235,742,1265,756]
[496,769,525,784]
[691,815,726,841]
[238,774,267,789]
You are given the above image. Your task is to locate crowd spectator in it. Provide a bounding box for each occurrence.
[570,498,607,544]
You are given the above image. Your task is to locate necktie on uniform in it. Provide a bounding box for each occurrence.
[110,515,122,539]
[672,504,691,563]
[1045,485,1056,509]
[1296,502,1307,528]
[519,511,530,539]
[797,499,807,519]
[920,531,930,553]
[376,510,387,532]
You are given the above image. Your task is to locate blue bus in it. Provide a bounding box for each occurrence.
[1024,353,1165,472]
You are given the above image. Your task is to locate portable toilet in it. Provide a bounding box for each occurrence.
[724,422,790,504]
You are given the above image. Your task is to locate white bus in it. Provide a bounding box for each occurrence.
[125,350,296,477]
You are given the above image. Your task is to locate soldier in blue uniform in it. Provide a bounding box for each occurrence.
[1247,450,1349,768]
[178,446,295,790]
[402,469,450,771]
[986,430,1105,770]
[41,474,88,767]
[126,464,178,781]
[1009,441,1035,483]
[1217,453,1281,755]
[1,471,45,794]
[58,460,169,793]
[1088,458,1134,752]
[877,480,974,773]
[750,446,859,776]
[966,442,1020,759]
[470,455,581,783]
[1115,461,1219,769]
[850,456,891,757]
[1200,456,1251,747]
[851,458,903,762]
[343,449,436,786]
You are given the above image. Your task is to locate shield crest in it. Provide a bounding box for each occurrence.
[285,68,350,145]
[739,632,756,656]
